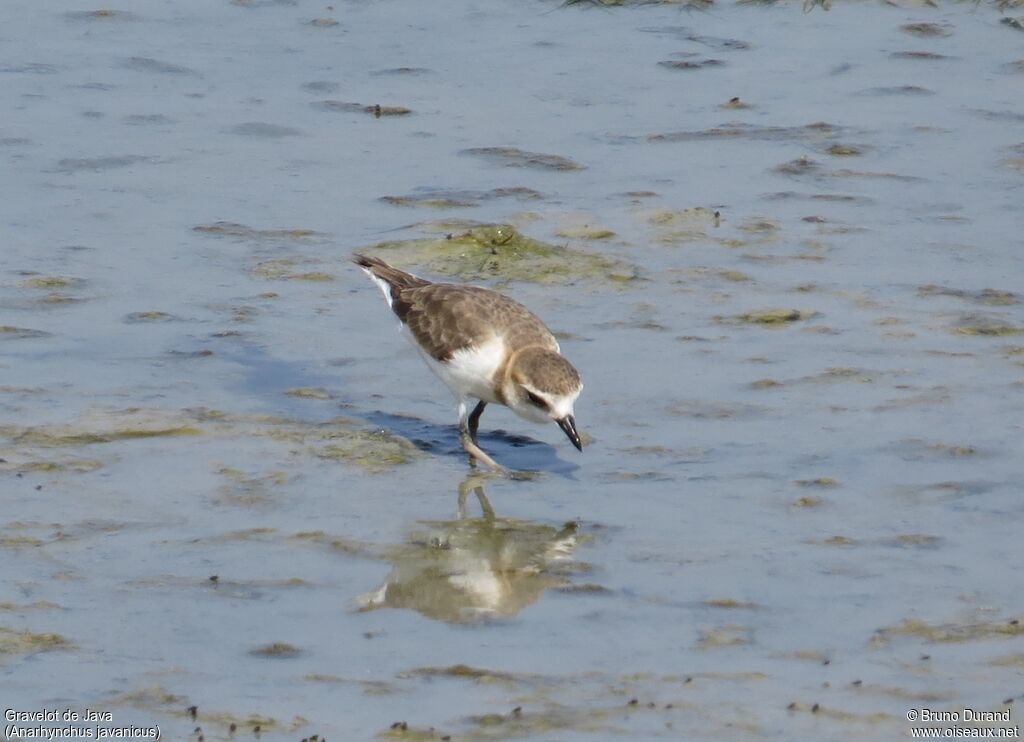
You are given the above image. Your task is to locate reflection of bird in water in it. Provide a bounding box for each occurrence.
[355,476,582,623]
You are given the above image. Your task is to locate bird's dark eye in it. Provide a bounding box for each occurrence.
[526,391,548,409]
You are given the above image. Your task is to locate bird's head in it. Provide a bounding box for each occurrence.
[504,347,584,451]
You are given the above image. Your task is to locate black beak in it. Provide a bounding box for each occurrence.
[557,415,583,452]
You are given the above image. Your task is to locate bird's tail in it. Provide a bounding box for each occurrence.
[353,253,430,310]
[352,253,429,291]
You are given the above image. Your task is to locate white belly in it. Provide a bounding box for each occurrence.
[412,332,505,404]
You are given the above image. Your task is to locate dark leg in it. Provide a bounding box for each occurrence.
[467,400,487,444]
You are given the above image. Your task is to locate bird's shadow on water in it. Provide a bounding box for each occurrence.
[364,410,581,478]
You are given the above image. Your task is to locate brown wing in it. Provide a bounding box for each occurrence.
[395,284,557,361]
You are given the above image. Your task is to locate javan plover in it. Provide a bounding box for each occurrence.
[353,254,583,470]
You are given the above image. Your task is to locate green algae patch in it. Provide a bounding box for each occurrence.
[377,723,446,741]
[773,156,821,175]
[287,530,381,559]
[1,326,52,340]
[124,311,179,323]
[381,194,476,209]
[21,276,81,289]
[251,257,335,282]
[0,627,71,658]
[0,601,61,612]
[794,477,840,488]
[990,653,1024,669]
[819,535,857,546]
[901,22,952,38]
[312,100,412,117]
[554,225,616,240]
[0,534,46,548]
[66,9,137,21]
[705,598,760,610]
[357,223,635,285]
[193,221,322,240]
[0,413,203,446]
[825,144,863,156]
[214,467,289,508]
[891,51,952,61]
[249,641,302,658]
[312,429,422,473]
[872,617,1024,646]
[284,387,333,400]
[697,624,753,648]
[952,320,1024,337]
[3,458,105,473]
[727,309,820,325]
[737,218,780,235]
[882,534,943,549]
[895,439,978,460]
[554,583,612,595]
[646,207,720,244]
[304,673,402,696]
[109,685,185,711]
[401,664,525,684]
[380,187,542,209]
[719,270,752,282]
[461,147,585,171]
[919,285,1019,305]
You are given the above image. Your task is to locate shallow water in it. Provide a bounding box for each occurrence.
[2,1,1023,740]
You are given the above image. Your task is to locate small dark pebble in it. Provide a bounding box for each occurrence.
[627,698,639,706]
[35,484,42,490]
[812,703,820,713]
[1010,619,1019,626]
[1005,698,1014,705]
[390,721,407,730]
[787,702,797,711]
[230,723,237,734]
[921,654,931,661]
[442,737,451,741]
[684,676,692,684]
[852,679,862,686]
[665,703,673,709]
[647,701,656,708]
[822,659,830,665]
[188,706,198,720]
[193,728,201,735]
[209,575,218,583]
[511,707,522,716]
[254,725,261,735]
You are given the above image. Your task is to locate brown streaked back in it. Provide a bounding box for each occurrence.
[353,254,558,362]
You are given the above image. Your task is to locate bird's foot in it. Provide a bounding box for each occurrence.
[460,430,502,472]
